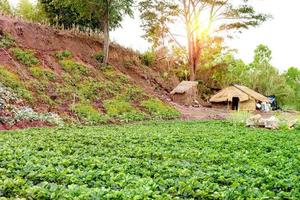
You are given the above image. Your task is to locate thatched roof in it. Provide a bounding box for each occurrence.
[170,81,198,95]
[210,84,271,103]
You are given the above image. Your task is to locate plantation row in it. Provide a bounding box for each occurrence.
[1,121,300,199]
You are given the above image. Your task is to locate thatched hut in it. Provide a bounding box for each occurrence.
[210,84,271,111]
[171,81,198,105]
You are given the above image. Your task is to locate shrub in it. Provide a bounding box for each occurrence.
[59,60,89,75]
[140,51,155,67]
[0,33,15,48]
[77,79,105,100]
[141,98,180,119]
[104,98,145,122]
[55,50,73,60]
[30,66,56,81]
[94,51,104,63]
[11,48,39,67]
[0,67,32,101]
[71,102,106,124]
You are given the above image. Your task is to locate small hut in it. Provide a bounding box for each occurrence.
[171,81,198,105]
[210,84,271,111]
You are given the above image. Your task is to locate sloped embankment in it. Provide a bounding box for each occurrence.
[0,16,179,129]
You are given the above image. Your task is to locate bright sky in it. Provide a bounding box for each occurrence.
[9,0,300,71]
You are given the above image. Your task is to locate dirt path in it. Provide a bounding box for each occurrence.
[171,103,229,120]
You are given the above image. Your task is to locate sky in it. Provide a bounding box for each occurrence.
[9,0,300,71]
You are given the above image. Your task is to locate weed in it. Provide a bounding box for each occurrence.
[59,60,89,75]
[104,98,145,122]
[0,66,32,101]
[0,33,15,48]
[11,48,39,67]
[94,51,104,63]
[30,66,56,81]
[140,51,155,67]
[141,98,180,119]
[55,50,73,60]
[77,79,106,100]
[71,102,107,124]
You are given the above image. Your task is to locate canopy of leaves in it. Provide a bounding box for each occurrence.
[16,0,48,23]
[0,0,12,15]
[39,0,134,31]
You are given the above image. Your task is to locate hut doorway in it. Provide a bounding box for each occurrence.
[232,97,240,110]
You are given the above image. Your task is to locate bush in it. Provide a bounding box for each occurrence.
[104,98,145,122]
[30,66,56,81]
[71,102,106,124]
[0,66,32,101]
[55,50,73,60]
[140,51,155,67]
[141,98,180,119]
[11,48,39,67]
[59,60,89,75]
[94,51,104,63]
[0,33,15,48]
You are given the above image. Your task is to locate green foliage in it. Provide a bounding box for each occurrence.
[15,0,48,23]
[71,102,106,124]
[55,50,73,60]
[59,60,89,75]
[11,48,39,67]
[104,98,145,122]
[77,79,106,101]
[94,51,104,63]
[0,66,32,100]
[0,33,15,48]
[30,66,56,81]
[40,0,134,30]
[140,51,156,67]
[1,121,300,199]
[141,98,180,119]
[0,0,12,15]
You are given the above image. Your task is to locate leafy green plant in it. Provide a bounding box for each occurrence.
[0,66,32,101]
[30,66,56,81]
[55,50,73,60]
[11,48,39,67]
[59,60,89,75]
[71,102,107,124]
[140,51,155,67]
[94,51,104,63]
[104,98,145,121]
[141,98,180,119]
[1,121,300,199]
[0,33,15,48]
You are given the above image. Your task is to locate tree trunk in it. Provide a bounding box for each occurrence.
[102,1,110,65]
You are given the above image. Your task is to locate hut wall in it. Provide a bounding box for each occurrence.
[172,86,198,105]
[239,98,256,111]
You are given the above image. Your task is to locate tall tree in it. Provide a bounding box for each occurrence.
[39,0,134,65]
[0,0,12,15]
[15,0,47,23]
[140,0,270,80]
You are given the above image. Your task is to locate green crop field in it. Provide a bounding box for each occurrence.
[1,121,300,199]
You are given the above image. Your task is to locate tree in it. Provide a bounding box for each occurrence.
[39,0,134,65]
[284,67,300,110]
[139,0,270,80]
[15,0,48,23]
[0,0,12,15]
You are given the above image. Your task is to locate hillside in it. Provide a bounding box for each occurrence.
[0,15,180,130]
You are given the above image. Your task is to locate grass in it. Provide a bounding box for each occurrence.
[0,33,15,48]
[70,102,107,124]
[11,48,39,67]
[0,66,32,101]
[1,121,300,199]
[59,60,89,76]
[141,98,180,119]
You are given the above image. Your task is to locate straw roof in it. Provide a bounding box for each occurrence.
[210,84,271,103]
[170,81,198,95]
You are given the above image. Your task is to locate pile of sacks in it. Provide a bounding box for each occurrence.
[246,114,298,130]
